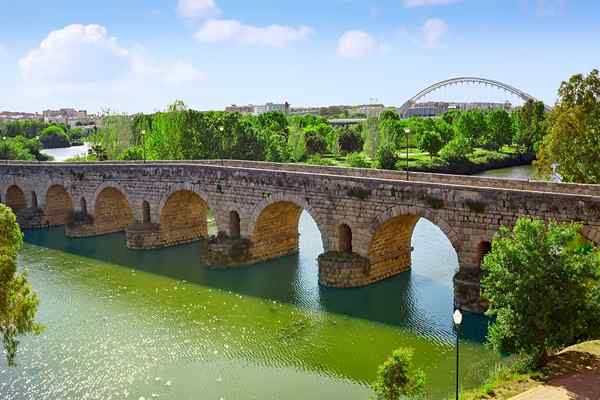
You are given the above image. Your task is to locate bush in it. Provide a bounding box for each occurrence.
[40,125,70,149]
[338,129,364,154]
[371,347,425,400]
[416,130,443,159]
[439,134,472,161]
[305,131,327,154]
[376,145,399,170]
[119,146,145,160]
[347,152,371,168]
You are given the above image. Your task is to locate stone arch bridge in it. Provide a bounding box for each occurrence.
[2,160,600,313]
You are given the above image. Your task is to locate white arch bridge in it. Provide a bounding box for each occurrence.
[398,77,552,116]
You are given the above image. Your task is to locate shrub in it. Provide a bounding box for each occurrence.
[376,145,398,170]
[439,134,472,161]
[338,129,364,153]
[347,152,371,168]
[305,131,327,154]
[119,146,144,160]
[371,347,425,400]
[40,125,70,149]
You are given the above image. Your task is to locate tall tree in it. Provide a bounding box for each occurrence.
[482,108,513,150]
[513,99,546,153]
[482,218,600,366]
[0,204,42,366]
[536,69,600,183]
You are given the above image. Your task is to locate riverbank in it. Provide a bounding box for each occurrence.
[460,340,600,400]
[410,152,536,176]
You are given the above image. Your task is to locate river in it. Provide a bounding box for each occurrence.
[0,164,534,400]
[41,143,90,162]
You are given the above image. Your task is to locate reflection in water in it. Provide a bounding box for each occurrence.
[477,164,534,180]
[1,213,498,400]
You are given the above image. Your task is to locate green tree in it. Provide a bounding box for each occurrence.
[371,348,425,400]
[287,127,307,161]
[482,218,600,366]
[338,128,364,154]
[455,110,486,144]
[536,69,600,183]
[376,144,398,170]
[379,108,400,122]
[39,125,70,149]
[439,133,473,161]
[305,130,327,154]
[513,99,546,153]
[0,204,43,366]
[416,129,443,159]
[483,109,513,150]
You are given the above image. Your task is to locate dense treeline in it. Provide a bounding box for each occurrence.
[0,120,90,160]
[87,99,546,173]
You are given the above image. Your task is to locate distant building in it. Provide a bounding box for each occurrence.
[402,101,512,118]
[290,107,321,116]
[43,108,93,126]
[0,111,43,121]
[225,104,254,114]
[253,102,290,115]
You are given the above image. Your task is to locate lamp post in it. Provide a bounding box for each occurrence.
[404,128,410,181]
[219,126,225,164]
[1,136,7,161]
[453,308,463,400]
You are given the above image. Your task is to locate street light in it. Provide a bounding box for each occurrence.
[404,128,410,181]
[453,308,463,400]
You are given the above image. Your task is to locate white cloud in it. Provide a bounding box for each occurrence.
[403,0,462,7]
[176,0,221,19]
[336,30,381,59]
[195,19,313,47]
[18,24,202,94]
[421,18,448,48]
[19,24,129,85]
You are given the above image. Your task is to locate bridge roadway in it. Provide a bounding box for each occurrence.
[2,160,600,313]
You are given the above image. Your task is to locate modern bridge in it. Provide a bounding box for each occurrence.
[398,77,552,117]
[2,160,599,313]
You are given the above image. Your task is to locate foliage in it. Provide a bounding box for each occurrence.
[536,69,600,183]
[371,347,425,400]
[455,110,486,144]
[119,146,144,160]
[376,145,398,170]
[379,119,405,149]
[338,128,364,154]
[482,218,600,366]
[304,130,327,155]
[347,152,371,168]
[39,125,70,149]
[379,108,400,122]
[483,109,513,151]
[94,114,134,159]
[0,204,43,367]
[512,99,546,153]
[88,144,108,161]
[416,128,443,159]
[287,126,307,162]
[0,137,37,161]
[439,133,473,161]
[363,117,380,158]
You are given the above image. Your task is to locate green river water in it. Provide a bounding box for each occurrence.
[0,165,535,400]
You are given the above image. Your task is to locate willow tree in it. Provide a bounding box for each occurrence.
[0,204,42,366]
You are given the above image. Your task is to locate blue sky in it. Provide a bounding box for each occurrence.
[0,0,598,113]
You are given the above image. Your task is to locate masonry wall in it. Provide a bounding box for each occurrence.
[3,161,600,313]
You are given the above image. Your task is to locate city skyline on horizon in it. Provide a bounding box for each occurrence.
[1,0,598,114]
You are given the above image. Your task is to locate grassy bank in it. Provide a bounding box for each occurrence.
[459,340,600,400]
[305,146,535,176]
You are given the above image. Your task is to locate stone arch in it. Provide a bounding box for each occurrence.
[94,186,133,235]
[229,210,241,238]
[367,205,461,279]
[80,197,88,214]
[248,194,328,262]
[90,182,132,216]
[159,189,210,246]
[476,241,492,265]
[5,185,27,211]
[338,224,353,253]
[44,184,74,226]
